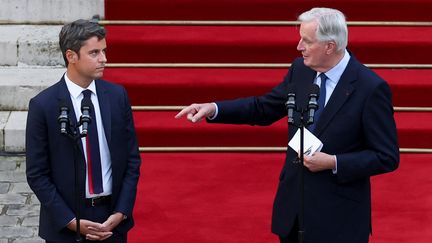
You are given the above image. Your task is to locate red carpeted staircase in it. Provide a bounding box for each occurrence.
[103,0,432,242]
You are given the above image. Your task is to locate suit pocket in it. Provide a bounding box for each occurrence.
[332,181,365,203]
[333,190,362,203]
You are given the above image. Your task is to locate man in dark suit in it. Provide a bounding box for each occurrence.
[26,19,141,242]
[175,7,399,243]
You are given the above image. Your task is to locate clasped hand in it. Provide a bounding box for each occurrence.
[67,212,124,241]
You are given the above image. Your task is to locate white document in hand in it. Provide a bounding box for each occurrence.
[288,128,323,156]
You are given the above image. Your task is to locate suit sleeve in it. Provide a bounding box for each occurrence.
[25,98,75,231]
[113,87,141,218]
[210,71,292,126]
[336,82,400,183]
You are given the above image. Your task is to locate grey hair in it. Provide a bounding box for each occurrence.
[59,19,106,66]
[298,8,348,52]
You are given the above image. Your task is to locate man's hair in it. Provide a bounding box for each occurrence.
[298,8,348,52]
[59,19,106,66]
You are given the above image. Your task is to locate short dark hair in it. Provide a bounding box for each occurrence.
[59,19,106,66]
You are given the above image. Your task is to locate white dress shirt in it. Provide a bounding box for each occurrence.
[315,49,351,173]
[64,73,112,198]
[315,49,351,105]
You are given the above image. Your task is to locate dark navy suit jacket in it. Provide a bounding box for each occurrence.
[210,56,399,243]
[26,77,141,242]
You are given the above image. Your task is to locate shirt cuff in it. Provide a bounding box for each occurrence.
[207,102,219,120]
[67,217,76,228]
[332,155,338,174]
[114,211,127,220]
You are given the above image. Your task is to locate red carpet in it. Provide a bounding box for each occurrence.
[370,153,432,243]
[131,111,432,149]
[105,25,432,64]
[129,153,432,243]
[103,0,432,242]
[104,68,432,107]
[130,153,284,243]
[105,0,432,21]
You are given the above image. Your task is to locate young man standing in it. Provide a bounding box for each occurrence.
[26,19,141,242]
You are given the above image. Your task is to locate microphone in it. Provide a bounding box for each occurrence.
[58,100,70,134]
[307,84,320,125]
[285,84,296,124]
[80,97,92,135]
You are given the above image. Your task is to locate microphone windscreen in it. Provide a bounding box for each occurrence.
[309,83,320,96]
[81,97,92,109]
[287,83,296,94]
[59,99,68,111]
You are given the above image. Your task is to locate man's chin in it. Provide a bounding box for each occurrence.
[94,72,104,80]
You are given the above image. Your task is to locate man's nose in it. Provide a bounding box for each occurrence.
[99,52,107,62]
[297,40,304,51]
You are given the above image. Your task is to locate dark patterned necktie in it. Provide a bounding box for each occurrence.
[82,89,103,194]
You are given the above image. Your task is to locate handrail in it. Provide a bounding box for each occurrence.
[138,146,432,153]
[2,20,432,26]
[106,63,432,69]
[107,63,291,68]
[98,20,432,27]
[131,106,432,112]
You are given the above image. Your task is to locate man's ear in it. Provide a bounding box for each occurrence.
[65,49,78,64]
[325,41,337,55]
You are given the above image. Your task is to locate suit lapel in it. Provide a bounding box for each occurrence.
[57,77,77,126]
[95,80,112,143]
[296,70,317,112]
[56,77,85,153]
[313,58,358,136]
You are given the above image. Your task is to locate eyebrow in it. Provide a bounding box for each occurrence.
[88,47,107,53]
[302,36,312,43]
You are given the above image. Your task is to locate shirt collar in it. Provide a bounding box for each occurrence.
[317,49,351,84]
[64,72,97,99]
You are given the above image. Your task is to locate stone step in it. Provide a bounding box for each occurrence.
[0,66,65,153]
[0,111,26,152]
[0,67,65,111]
[0,0,104,23]
[0,25,63,66]
[0,0,104,66]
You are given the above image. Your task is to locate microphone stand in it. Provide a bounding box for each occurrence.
[59,117,88,243]
[298,123,306,243]
[286,83,319,243]
[287,108,311,243]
